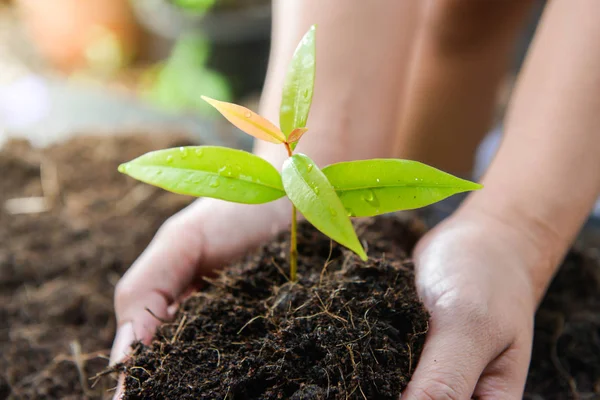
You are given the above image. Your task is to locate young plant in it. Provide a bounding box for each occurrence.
[118,25,482,281]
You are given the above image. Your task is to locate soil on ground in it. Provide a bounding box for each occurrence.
[0,133,194,399]
[1,134,599,399]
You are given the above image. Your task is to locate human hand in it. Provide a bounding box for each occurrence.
[109,198,288,398]
[402,209,548,399]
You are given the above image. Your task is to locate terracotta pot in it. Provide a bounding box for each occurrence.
[16,0,141,73]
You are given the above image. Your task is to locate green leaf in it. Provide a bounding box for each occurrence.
[118,146,285,204]
[322,159,483,217]
[279,25,316,139]
[282,154,367,260]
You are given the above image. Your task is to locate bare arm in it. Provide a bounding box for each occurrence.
[463,0,600,302]
[396,0,534,176]
[400,2,600,398]
[257,0,422,168]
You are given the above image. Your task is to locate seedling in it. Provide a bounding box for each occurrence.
[118,25,482,281]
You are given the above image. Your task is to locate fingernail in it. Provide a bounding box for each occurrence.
[110,322,134,366]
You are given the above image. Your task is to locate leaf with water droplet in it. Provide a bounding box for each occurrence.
[322,159,483,217]
[279,25,316,138]
[282,153,366,260]
[201,96,285,144]
[118,146,286,204]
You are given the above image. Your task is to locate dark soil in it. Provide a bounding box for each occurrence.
[0,133,195,399]
[1,134,599,399]
[524,241,600,400]
[119,217,429,400]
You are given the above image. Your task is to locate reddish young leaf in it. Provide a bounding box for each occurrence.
[287,127,308,144]
[202,96,285,144]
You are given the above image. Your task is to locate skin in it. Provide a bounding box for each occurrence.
[110,0,600,399]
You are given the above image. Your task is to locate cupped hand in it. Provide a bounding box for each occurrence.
[109,198,288,398]
[402,209,544,399]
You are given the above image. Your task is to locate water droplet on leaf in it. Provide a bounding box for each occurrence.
[218,165,234,177]
[179,147,188,158]
[166,155,174,163]
[195,148,204,157]
[209,179,220,188]
[244,111,252,118]
[329,207,338,217]
[307,164,313,172]
[362,189,380,207]
[376,178,380,183]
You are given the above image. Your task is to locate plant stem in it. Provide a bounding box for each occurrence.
[284,142,298,281]
[290,204,298,281]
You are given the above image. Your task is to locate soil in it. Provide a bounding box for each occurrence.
[0,133,194,399]
[1,133,599,400]
[119,217,429,400]
[524,243,600,399]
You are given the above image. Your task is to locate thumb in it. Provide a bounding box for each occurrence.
[401,315,497,400]
[109,199,289,365]
[110,213,206,365]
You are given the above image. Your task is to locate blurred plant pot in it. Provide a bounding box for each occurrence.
[16,0,141,74]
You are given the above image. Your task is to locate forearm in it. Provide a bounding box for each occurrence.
[463,0,600,302]
[256,0,422,168]
[395,0,534,176]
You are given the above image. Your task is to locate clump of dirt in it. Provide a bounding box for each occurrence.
[0,133,195,399]
[120,217,429,400]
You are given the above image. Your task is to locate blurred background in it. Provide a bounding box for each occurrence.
[0,0,273,150]
[0,0,549,155]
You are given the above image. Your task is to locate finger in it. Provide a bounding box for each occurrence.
[111,213,205,364]
[401,313,499,400]
[112,374,125,400]
[473,336,532,399]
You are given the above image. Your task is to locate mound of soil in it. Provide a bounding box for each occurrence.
[119,218,429,400]
[0,133,195,399]
[1,133,599,399]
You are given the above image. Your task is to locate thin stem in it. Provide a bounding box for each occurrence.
[284,142,298,281]
[290,205,298,281]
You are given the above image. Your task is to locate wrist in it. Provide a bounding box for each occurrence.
[456,197,566,304]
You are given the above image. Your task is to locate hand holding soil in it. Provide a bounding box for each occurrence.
[110,198,290,391]
[403,210,538,399]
